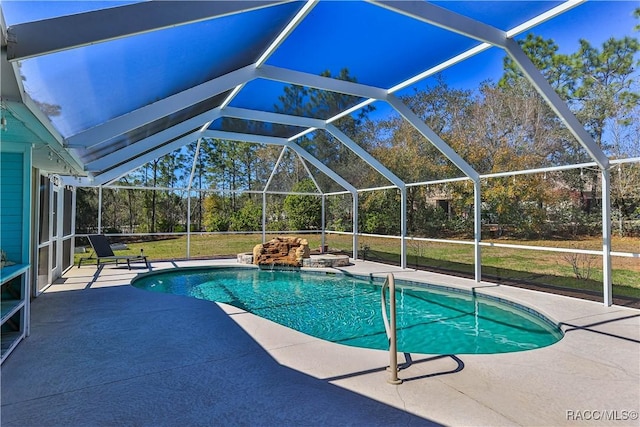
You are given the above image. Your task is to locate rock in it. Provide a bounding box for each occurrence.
[252,244,264,265]
[253,236,311,267]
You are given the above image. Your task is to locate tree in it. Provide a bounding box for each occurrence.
[609,102,640,236]
[326,193,353,232]
[501,34,576,99]
[500,32,639,159]
[572,36,639,151]
[283,179,322,230]
[359,189,400,235]
[203,193,230,232]
[200,138,260,209]
[275,68,376,190]
[367,77,473,234]
[75,187,99,234]
[495,27,640,234]
[229,196,262,232]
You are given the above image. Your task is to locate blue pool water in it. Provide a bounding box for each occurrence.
[131,267,563,354]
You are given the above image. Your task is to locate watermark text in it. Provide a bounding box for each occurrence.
[566,410,638,422]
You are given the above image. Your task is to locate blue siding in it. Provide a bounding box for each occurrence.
[1,152,23,263]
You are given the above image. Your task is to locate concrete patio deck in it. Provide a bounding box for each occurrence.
[2,259,639,426]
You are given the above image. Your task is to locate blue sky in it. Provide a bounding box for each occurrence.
[238,1,640,118]
[409,1,638,92]
[2,1,638,132]
[374,1,639,119]
[537,1,638,53]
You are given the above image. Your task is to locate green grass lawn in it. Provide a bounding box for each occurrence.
[361,235,639,298]
[74,233,640,300]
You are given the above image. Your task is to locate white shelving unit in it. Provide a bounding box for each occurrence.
[1,264,30,363]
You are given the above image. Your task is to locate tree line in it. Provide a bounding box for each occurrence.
[76,26,640,239]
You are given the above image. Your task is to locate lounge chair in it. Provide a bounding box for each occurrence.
[78,235,149,269]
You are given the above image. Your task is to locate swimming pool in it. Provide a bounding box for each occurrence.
[132,267,563,354]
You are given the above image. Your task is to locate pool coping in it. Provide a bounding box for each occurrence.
[3,258,639,427]
[214,259,640,425]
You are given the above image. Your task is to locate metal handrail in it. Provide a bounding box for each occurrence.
[381,273,402,385]
[381,276,391,339]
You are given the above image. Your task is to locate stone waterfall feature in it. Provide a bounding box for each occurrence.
[252,236,310,267]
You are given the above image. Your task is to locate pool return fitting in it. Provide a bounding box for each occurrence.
[381,273,402,385]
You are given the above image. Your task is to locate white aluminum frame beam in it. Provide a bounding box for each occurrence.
[473,181,482,282]
[222,0,317,111]
[400,187,407,269]
[504,39,609,169]
[257,65,388,100]
[201,129,357,194]
[256,0,318,67]
[263,146,289,192]
[386,95,480,277]
[98,186,103,233]
[0,7,8,47]
[390,44,493,94]
[386,95,480,181]
[186,136,203,258]
[325,125,408,267]
[504,38,612,304]
[93,130,203,186]
[325,124,405,190]
[262,192,268,243]
[321,195,326,251]
[353,192,359,261]
[601,169,613,306]
[262,146,289,243]
[288,127,318,142]
[506,1,585,37]
[186,138,203,191]
[220,108,407,190]
[7,1,292,61]
[371,0,507,47]
[220,84,246,110]
[85,109,222,172]
[221,106,327,129]
[262,147,324,194]
[202,130,288,146]
[67,65,256,149]
[296,153,323,193]
[383,1,584,94]
[285,142,357,195]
